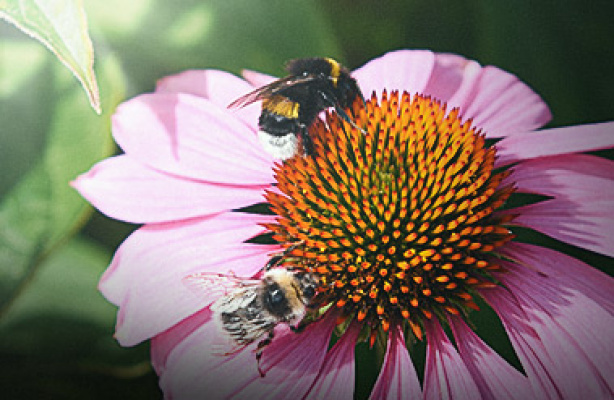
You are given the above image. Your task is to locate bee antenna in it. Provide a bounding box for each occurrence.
[299,126,315,157]
[265,241,305,271]
[256,331,275,377]
[358,91,367,107]
[265,255,283,271]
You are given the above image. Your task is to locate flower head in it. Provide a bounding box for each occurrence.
[266,91,516,339]
[74,50,614,399]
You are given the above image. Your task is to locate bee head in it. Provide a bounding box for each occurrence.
[261,269,318,321]
[286,58,333,78]
[294,271,318,304]
[335,72,363,108]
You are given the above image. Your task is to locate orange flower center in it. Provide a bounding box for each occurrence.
[265,91,516,340]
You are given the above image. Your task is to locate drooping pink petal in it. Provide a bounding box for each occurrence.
[304,322,361,400]
[156,69,262,130]
[507,198,614,258]
[111,92,274,185]
[158,310,336,399]
[498,242,614,315]
[151,307,211,376]
[500,154,614,257]
[505,154,614,197]
[448,316,534,399]
[156,308,261,399]
[369,323,422,400]
[99,212,276,346]
[423,318,482,400]
[234,311,337,399]
[73,155,268,224]
[353,49,436,101]
[482,255,614,400]
[496,121,614,166]
[482,287,561,399]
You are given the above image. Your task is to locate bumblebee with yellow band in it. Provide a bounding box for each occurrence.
[229,57,364,160]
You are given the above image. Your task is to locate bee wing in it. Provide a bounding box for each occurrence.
[227,75,319,109]
[210,284,259,314]
[209,282,273,358]
[183,272,259,308]
[211,293,275,358]
[184,272,271,359]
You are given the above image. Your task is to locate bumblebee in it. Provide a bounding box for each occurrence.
[229,57,364,159]
[184,267,318,376]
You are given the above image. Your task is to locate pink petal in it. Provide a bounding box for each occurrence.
[73,155,268,224]
[156,69,247,104]
[439,63,551,137]
[305,322,361,400]
[156,69,262,129]
[501,154,614,257]
[112,92,274,185]
[420,52,471,103]
[482,257,614,399]
[241,69,277,88]
[370,323,422,400]
[505,154,614,197]
[498,242,614,315]
[158,311,335,399]
[507,199,614,258]
[151,307,210,375]
[448,316,534,399]
[354,50,550,137]
[496,121,614,166]
[353,49,436,100]
[156,308,260,399]
[99,212,276,346]
[238,311,337,398]
[482,287,560,399]
[423,318,482,400]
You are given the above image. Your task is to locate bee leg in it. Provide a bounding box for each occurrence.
[319,91,366,135]
[265,241,304,271]
[290,321,307,334]
[317,91,365,134]
[299,126,314,157]
[255,330,275,377]
[334,106,366,135]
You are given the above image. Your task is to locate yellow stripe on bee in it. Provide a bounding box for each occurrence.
[325,57,341,87]
[263,95,300,118]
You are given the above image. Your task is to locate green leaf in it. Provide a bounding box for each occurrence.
[0,54,125,314]
[0,39,52,197]
[0,0,101,113]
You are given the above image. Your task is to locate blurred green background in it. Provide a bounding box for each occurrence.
[1,0,613,398]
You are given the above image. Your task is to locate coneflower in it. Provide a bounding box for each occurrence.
[75,50,614,399]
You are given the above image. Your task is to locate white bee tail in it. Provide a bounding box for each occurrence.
[258,130,299,160]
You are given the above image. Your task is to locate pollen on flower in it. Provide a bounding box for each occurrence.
[264,90,516,339]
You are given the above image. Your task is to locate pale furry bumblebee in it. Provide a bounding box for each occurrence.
[184,267,318,376]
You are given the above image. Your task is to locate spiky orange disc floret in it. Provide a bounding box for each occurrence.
[265,91,516,337]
